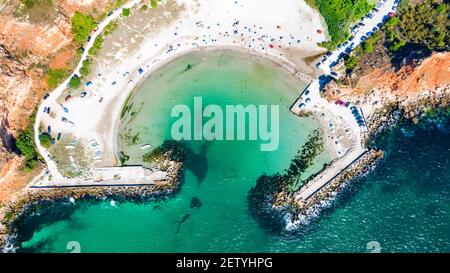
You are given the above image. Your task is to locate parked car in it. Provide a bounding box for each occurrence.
[43,93,50,100]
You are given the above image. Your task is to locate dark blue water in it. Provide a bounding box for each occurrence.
[15,113,450,253]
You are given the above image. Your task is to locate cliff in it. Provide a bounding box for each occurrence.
[0,0,115,205]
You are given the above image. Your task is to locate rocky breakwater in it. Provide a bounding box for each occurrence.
[273,149,384,230]
[0,145,185,252]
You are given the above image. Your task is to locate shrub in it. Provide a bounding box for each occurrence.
[79,59,90,76]
[15,113,39,171]
[68,75,81,89]
[122,8,130,17]
[312,0,373,50]
[71,12,97,46]
[47,68,66,89]
[39,133,52,149]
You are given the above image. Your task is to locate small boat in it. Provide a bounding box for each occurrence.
[140,144,152,150]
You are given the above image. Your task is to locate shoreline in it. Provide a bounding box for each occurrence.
[1,86,448,252]
[270,88,450,231]
[112,46,319,163]
[2,0,448,252]
[0,153,184,252]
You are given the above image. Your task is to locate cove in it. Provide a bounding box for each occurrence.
[13,51,449,253]
[16,51,331,252]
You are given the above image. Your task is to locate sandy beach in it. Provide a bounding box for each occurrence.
[35,0,330,181]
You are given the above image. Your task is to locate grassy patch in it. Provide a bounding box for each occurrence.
[312,0,373,50]
[122,8,131,17]
[151,0,159,8]
[46,68,67,89]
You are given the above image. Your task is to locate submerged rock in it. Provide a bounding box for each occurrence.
[190,197,202,209]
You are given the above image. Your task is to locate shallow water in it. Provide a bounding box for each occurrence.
[14,52,449,253]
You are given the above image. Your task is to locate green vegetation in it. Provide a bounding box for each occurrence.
[21,0,52,9]
[248,130,326,226]
[119,151,130,166]
[141,4,148,11]
[344,54,359,70]
[68,75,81,89]
[143,140,186,163]
[15,112,38,171]
[38,133,52,149]
[311,0,373,50]
[122,8,131,17]
[344,30,380,71]
[71,12,98,46]
[151,0,159,8]
[103,21,118,36]
[182,64,194,73]
[362,31,380,53]
[46,68,67,89]
[383,0,449,52]
[345,0,449,74]
[79,59,91,77]
[284,129,324,191]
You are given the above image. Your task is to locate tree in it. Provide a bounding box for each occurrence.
[71,12,97,46]
[122,8,130,17]
[79,59,90,76]
[15,123,38,171]
[68,75,81,89]
[39,133,52,149]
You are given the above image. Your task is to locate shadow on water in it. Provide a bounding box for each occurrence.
[175,196,203,234]
[19,237,56,253]
[247,111,450,240]
[13,201,82,252]
[247,174,287,235]
[184,142,212,184]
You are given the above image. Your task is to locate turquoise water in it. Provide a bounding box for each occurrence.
[14,52,449,253]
